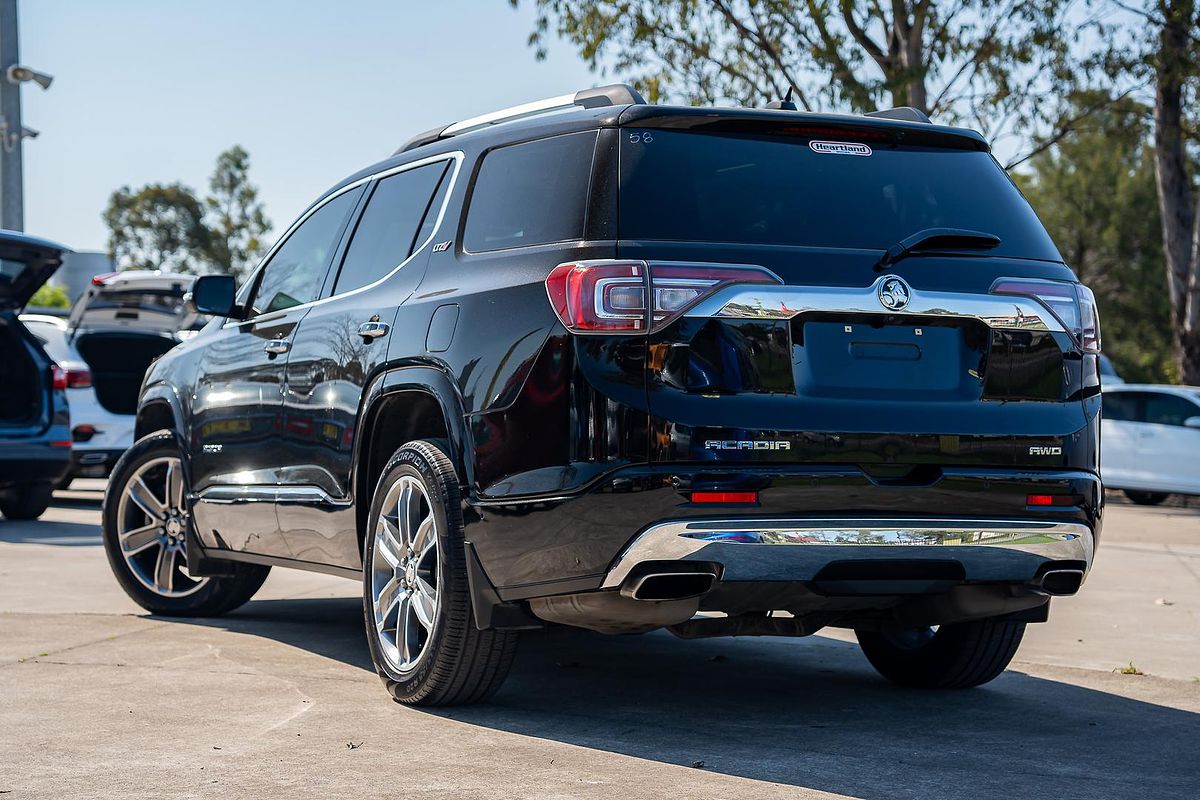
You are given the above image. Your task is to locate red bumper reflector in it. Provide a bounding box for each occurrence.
[692,491,758,504]
[1027,494,1076,506]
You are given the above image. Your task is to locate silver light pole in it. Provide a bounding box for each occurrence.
[0,0,53,232]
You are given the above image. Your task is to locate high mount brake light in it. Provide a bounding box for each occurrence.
[991,278,1101,352]
[545,260,781,334]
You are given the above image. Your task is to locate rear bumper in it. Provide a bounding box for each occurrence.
[468,464,1103,598]
[0,444,71,488]
[602,517,1093,590]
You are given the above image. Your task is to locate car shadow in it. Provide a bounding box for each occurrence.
[49,491,105,510]
[182,596,1199,799]
[0,518,101,545]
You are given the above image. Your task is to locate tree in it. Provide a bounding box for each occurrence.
[511,0,1092,162]
[1087,0,1200,382]
[203,146,273,279]
[1019,94,1176,382]
[104,183,211,273]
[1148,0,1200,383]
[29,282,69,309]
[103,146,272,278]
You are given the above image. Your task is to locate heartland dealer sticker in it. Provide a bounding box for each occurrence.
[809,140,872,156]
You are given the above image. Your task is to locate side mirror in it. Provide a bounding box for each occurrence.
[189,274,239,318]
[1184,416,1200,430]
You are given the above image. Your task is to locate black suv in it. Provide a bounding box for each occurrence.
[102,85,1103,706]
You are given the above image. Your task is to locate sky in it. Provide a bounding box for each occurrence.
[20,0,601,252]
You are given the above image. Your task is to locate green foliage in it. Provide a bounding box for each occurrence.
[1018,94,1176,383]
[103,182,210,274]
[203,146,272,278]
[511,0,1088,160]
[28,282,69,309]
[103,146,271,278]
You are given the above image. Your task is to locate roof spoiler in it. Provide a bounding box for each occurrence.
[395,83,646,154]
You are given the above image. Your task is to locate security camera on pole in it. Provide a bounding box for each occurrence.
[0,0,52,232]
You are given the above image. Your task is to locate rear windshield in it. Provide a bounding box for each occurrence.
[619,130,1059,260]
[74,287,202,331]
[87,289,185,318]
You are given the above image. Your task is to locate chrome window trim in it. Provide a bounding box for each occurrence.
[684,273,1066,333]
[225,151,464,329]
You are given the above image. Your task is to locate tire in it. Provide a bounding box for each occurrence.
[55,473,74,491]
[1124,490,1169,506]
[856,618,1026,689]
[363,440,517,706]
[102,431,270,616]
[0,482,54,520]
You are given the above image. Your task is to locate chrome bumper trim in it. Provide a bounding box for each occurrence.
[684,276,1064,333]
[601,518,1093,588]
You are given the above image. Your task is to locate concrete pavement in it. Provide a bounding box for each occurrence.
[1,482,1197,799]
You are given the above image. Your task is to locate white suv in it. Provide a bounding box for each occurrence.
[19,314,129,485]
[22,271,200,485]
[1101,384,1200,504]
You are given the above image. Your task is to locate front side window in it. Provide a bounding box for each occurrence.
[333,161,449,295]
[464,131,597,252]
[1142,392,1200,427]
[250,187,363,316]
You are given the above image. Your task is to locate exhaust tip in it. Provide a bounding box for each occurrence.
[1039,568,1085,596]
[623,572,716,601]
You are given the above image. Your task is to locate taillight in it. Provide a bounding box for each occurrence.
[991,278,1101,352]
[65,368,92,389]
[50,365,68,390]
[545,260,781,334]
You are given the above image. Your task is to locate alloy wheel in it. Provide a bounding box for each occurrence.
[371,474,440,673]
[115,456,208,598]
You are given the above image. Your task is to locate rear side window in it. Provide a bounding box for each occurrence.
[333,161,450,295]
[619,130,1059,259]
[464,131,597,252]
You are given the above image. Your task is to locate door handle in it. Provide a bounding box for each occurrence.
[358,321,390,340]
[264,339,291,355]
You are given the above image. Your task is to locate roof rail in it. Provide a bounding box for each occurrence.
[865,106,931,124]
[395,83,645,154]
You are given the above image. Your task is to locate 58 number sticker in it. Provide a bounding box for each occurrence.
[628,131,654,144]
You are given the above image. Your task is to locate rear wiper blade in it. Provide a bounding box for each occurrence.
[873,227,1001,271]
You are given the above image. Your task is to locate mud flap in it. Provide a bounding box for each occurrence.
[464,541,543,631]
